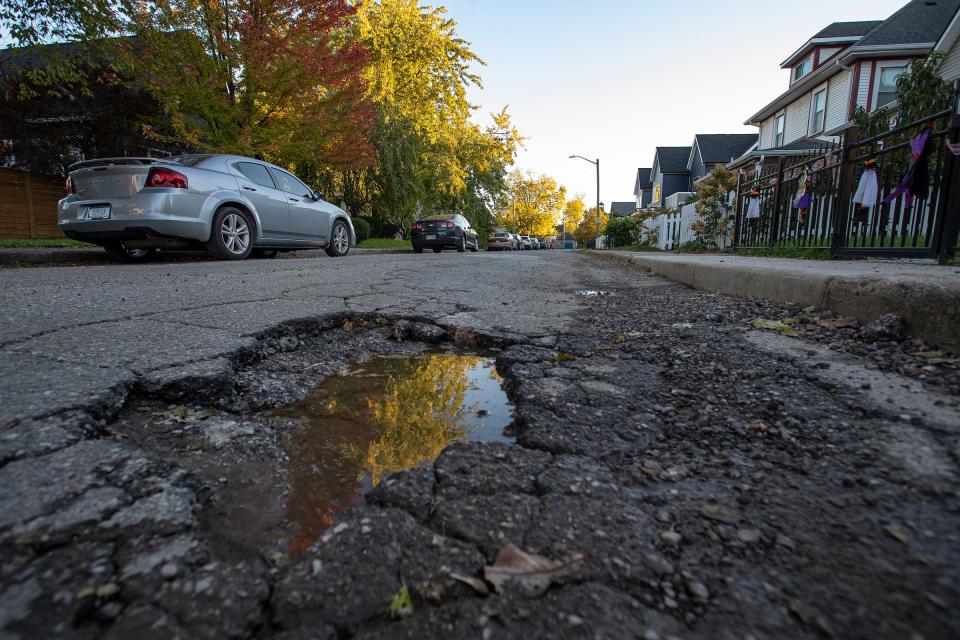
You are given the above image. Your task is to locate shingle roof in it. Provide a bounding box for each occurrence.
[812,21,883,39]
[856,0,960,47]
[693,134,758,165]
[609,202,635,217]
[635,168,652,190]
[655,147,692,174]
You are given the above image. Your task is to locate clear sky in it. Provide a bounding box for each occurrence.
[441,0,907,207]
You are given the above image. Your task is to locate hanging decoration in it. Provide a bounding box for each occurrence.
[851,158,879,224]
[793,170,811,223]
[745,190,761,220]
[881,126,934,208]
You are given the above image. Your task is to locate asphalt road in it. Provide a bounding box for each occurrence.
[1,250,958,639]
[0,251,597,425]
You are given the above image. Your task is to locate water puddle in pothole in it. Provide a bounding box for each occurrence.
[273,352,514,556]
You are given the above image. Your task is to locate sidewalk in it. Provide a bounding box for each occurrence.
[615,252,960,350]
[0,246,410,266]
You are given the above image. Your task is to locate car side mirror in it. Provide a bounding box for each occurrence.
[312,191,323,201]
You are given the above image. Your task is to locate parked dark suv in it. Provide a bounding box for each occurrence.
[411,214,479,253]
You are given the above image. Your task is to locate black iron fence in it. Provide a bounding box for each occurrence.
[733,93,960,262]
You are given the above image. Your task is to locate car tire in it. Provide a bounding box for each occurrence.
[103,243,157,263]
[470,241,479,253]
[251,249,279,259]
[432,247,443,253]
[325,219,350,257]
[207,206,254,260]
[413,246,424,254]
[457,236,466,253]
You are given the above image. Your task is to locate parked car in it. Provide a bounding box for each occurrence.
[519,235,533,250]
[411,214,479,253]
[529,237,541,250]
[58,154,356,262]
[511,233,523,249]
[487,231,515,251]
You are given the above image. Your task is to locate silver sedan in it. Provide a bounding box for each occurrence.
[59,154,356,261]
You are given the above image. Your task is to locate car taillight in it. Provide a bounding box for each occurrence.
[440,221,454,228]
[65,176,74,195]
[412,223,422,229]
[145,166,188,189]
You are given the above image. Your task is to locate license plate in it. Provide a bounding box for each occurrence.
[425,234,436,240]
[85,206,111,220]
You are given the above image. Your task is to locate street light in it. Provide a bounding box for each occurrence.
[569,154,600,248]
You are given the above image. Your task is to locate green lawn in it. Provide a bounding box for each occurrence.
[355,237,410,249]
[0,237,96,249]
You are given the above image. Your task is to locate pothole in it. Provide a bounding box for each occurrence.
[273,352,513,555]
[107,319,520,562]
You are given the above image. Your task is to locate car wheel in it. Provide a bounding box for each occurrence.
[207,206,254,260]
[470,240,479,253]
[103,243,157,263]
[251,249,279,259]
[325,219,350,257]
[457,235,466,253]
[432,247,443,253]
[413,246,424,254]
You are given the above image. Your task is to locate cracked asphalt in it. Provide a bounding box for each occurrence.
[1,251,958,639]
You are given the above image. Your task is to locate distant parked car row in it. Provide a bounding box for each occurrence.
[486,232,555,251]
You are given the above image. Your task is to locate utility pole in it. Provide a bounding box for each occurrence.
[569,154,601,249]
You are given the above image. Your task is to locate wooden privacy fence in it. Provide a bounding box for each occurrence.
[0,168,65,238]
[733,89,960,263]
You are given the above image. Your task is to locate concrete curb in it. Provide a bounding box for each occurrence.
[0,246,412,267]
[0,248,104,266]
[613,252,960,350]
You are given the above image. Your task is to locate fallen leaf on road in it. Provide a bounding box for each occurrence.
[736,528,762,543]
[483,543,584,596]
[815,317,859,330]
[751,318,799,337]
[556,352,577,362]
[450,573,490,595]
[342,320,354,331]
[884,524,911,545]
[914,350,944,359]
[152,406,214,424]
[388,583,413,619]
[699,503,743,525]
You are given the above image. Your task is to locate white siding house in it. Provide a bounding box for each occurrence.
[736,0,960,168]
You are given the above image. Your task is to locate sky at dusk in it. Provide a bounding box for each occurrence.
[442,0,909,207]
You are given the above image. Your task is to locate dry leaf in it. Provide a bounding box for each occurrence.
[751,318,799,337]
[884,524,910,545]
[483,543,584,596]
[450,573,490,596]
[556,352,577,362]
[342,320,354,331]
[815,317,859,330]
[699,503,743,524]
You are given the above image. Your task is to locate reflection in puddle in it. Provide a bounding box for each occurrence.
[274,353,513,556]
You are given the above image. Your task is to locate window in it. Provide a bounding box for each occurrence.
[794,57,812,81]
[235,162,276,189]
[774,113,785,147]
[875,65,905,109]
[810,88,827,133]
[268,167,312,198]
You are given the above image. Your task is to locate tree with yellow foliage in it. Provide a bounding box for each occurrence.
[573,206,608,247]
[562,197,585,235]
[496,170,566,236]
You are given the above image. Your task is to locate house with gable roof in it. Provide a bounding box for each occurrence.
[687,134,757,184]
[633,168,653,210]
[729,0,960,172]
[649,146,692,208]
